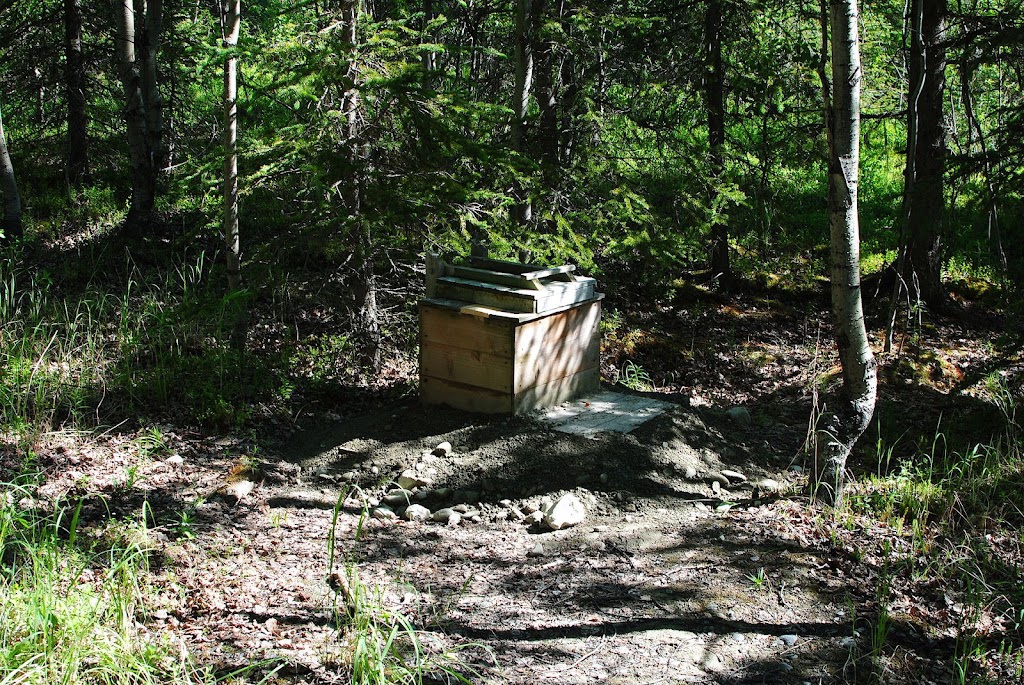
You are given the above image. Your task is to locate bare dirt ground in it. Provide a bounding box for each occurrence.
[21,390,958,684]
[8,283,1019,685]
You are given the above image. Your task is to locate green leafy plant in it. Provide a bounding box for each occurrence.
[616,360,654,392]
[746,567,769,592]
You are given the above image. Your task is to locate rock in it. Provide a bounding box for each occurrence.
[498,499,513,508]
[599,472,609,484]
[370,505,397,520]
[341,470,359,482]
[730,632,746,643]
[165,454,184,466]
[431,507,457,524]
[445,512,462,526]
[433,487,454,499]
[433,441,453,457]
[521,500,539,514]
[756,478,782,493]
[725,406,752,426]
[525,511,544,525]
[780,634,798,647]
[403,504,431,522]
[453,503,471,513]
[684,466,697,479]
[711,480,721,495]
[715,503,733,513]
[527,543,545,557]
[218,479,255,505]
[543,493,587,530]
[396,470,430,490]
[721,469,747,484]
[839,636,857,649]
[383,489,413,507]
[710,473,731,488]
[788,464,804,474]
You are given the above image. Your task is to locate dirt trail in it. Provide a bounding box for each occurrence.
[39,395,954,684]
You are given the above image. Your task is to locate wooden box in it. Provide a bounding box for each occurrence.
[419,295,603,414]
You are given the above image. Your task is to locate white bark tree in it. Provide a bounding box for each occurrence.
[0,102,22,242]
[812,0,877,506]
[220,0,246,349]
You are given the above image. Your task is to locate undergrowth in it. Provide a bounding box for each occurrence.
[0,486,216,685]
[847,377,1024,682]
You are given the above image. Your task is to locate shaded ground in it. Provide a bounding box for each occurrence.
[17,386,987,684]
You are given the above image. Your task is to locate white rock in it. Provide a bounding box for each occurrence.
[396,470,430,490]
[525,511,544,525]
[445,511,462,526]
[684,466,698,479]
[431,507,457,523]
[433,441,453,457]
[779,634,798,646]
[403,504,431,522]
[721,469,747,484]
[165,454,184,466]
[527,543,545,557]
[543,493,587,530]
[371,505,397,520]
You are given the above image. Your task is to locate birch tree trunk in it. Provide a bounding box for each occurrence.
[812,0,877,507]
[511,0,534,226]
[0,102,22,242]
[65,0,88,187]
[220,0,246,350]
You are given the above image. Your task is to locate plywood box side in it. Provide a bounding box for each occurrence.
[421,341,513,393]
[420,376,513,414]
[419,303,515,356]
[513,367,601,414]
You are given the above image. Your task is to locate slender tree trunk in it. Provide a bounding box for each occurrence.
[422,0,436,74]
[512,0,534,226]
[705,0,730,287]
[533,0,559,188]
[885,0,925,351]
[65,0,88,187]
[115,0,161,234]
[140,0,166,172]
[905,0,947,309]
[0,103,23,242]
[337,0,380,372]
[812,0,877,507]
[220,0,246,350]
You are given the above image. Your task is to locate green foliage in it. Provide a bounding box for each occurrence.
[0,489,213,684]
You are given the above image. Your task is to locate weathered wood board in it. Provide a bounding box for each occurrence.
[433,275,596,314]
[419,296,603,414]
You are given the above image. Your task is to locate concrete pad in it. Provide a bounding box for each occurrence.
[537,389,676,438]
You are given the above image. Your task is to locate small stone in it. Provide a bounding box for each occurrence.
[780,634,798,647]
[712,480,721,494]
[403,504,431,522]
[730,632,746,643]
[684,466,697,479]
[788,464,804,474]
[527,543,545,557]
[341,470,359,482]
[715,503,733,513]
[498,499,513,508]
[431,507,457,523]
[433,441,453,457]
[599,472,609,484]
[453,503,471,513]
[446,511,462,526]
[370,465,380,476]
[370,505,397,520]
[839,636,857,649]
[721,469,747,484]
[756,478,782,493]
[153,609,169,620]
[165,455,184,466]
[710,473,731,488]
[521,500,539,514]
[725,406,752,426]
[778,661,793,672]
[525,511,544,525]
[543,493,587,530]
[396,470,430,490]
[383,489,413,507]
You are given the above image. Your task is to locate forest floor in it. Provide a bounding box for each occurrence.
[8,277,1022,685]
